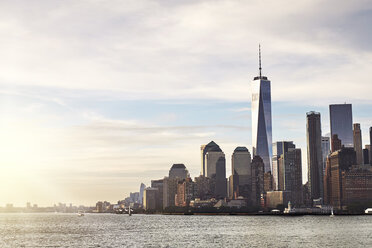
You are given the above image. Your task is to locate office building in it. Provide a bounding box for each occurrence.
[370,127,372,165]
[251,155,265,206]
[214,157,227,199]
[330,104,353,148]
[151,179,164,210]
[169,164,189,179]
[272,141,295,190]
[139,183,146,205]
[363,148,370,165]
[175,178,195,207]
[306,111,323,200]
[143,187,158,210]
[200,141,220,176]
[231,147,252,198]
[353,123,363,165]
[251,46,273,172]
[194,175,212,200]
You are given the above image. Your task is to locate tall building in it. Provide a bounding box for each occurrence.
[251,155,265,206]
[202,141,225,178]
[200,141,220,176]
[139,183,146,205]
[169,164,189,179]
[306,111,324,200]
[251,46,272,172]
[231,147,252,198]
[365,144,371,165]
[321,136,331,173]
[353,123,363,165]
[282,147,303,206]
[151,179,164,210]
[363,148,370,165]
[272,141,295,190]
[143,187,158,210]
[214,157,227,199]
[175,178,195,207]
[330,104,353,148]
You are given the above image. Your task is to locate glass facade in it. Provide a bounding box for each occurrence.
[251,78,272,172]
[329,104,353,148]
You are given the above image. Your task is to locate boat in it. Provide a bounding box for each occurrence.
[77,211,85,217]
[365,208,372,214]
[330,207,334,217]
[128,206,132,216]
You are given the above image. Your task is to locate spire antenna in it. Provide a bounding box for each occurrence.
[259,44,262,78]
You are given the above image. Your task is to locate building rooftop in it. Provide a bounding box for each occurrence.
[234,147,249,152]
[171,164,186,169]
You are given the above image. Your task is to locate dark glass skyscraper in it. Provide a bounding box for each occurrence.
[330,104,353,148]
[251,46,272,172]
[306,111,323,200]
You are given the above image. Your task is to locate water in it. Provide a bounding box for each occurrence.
[0,213,371,247]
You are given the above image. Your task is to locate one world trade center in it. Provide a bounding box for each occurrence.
[251,45,272,172]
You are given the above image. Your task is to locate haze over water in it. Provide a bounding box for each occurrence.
[1,213,371,247]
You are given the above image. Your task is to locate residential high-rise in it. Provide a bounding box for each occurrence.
[272,141,295,190]
[251,155,265,206]
[251,46,272,172]
[353,123,363,165]
[306,111,324,200]
[231,147,252,198]
[321,136,331,173]
[330,104,353,148]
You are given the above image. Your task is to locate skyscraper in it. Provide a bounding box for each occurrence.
[282,147,303,206]
[251,156,264,206]
[201,141,221,176]
[272,141,295,190]
[330,104,353,148]
[139,183,146,205]
[231,147,252,198]
[353,123,363,165]
[306,111,323,200]
[251,45,272,172]
[169,164,189,179]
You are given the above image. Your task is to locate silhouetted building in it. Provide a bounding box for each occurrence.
[306,111,323,200]
[283,147,303,206]
[214,157,227,199]
[251,46,272,172]
[272,141,295,190]
[264,172,273,192]
[251,156,265,206]
[330,104,353,148]
[363,148,370,165]
[151,179,164,210]
[331,134,342,152]
[353,123,363,165]
[231,147,252,198]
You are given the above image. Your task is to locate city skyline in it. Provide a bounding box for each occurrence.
[1,0,372,206]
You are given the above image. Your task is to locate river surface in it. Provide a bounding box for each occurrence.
[0,213,371,247]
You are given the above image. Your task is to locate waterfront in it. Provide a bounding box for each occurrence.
[0,213,371,247]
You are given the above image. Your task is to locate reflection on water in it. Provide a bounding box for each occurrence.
[0,213,371,247]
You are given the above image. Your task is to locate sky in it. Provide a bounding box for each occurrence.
[0,0,371,207]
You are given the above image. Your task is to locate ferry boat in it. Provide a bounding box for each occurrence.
[365,208,372,214]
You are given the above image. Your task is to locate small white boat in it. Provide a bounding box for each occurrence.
[77,211,85,217]
[330,208,334,217]
[365,208,372,214]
